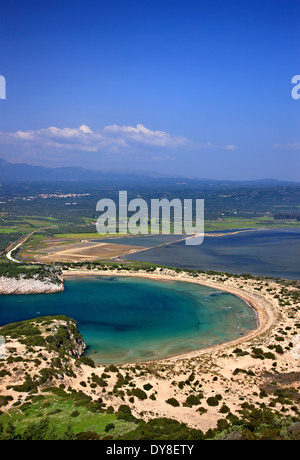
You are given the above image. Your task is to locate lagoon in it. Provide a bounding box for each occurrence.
[0,276,257,364]
[124,229,300,279]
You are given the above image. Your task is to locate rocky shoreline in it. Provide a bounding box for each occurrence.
[0,276,64,295]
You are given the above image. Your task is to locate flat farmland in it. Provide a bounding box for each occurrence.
[21,237,143,263]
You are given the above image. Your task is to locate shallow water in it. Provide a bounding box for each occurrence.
[0,276,257,364]
[124,228,300,279]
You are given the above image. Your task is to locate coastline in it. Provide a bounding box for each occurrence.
[1,266,298,432]
[62,268,276,362]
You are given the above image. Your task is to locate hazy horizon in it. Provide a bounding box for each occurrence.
[1,156,299,183]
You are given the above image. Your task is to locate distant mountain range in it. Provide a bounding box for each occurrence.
[0,158,298,187]
[0,158,103,182]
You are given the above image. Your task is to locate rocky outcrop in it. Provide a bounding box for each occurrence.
[0,316,88,403]
[50,319,86,358]
[0,276,64,295]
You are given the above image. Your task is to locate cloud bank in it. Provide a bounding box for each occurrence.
[0,123,240,170]
[0,123,191,155]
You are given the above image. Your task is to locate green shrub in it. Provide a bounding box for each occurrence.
[79,356,95,367]
[219,404,230,414]
[143,383,153,391]
[106,364,118,373]
[184,395,201,407]
[132,388,147,400]
[166,398,180,407]
[105,423,115,433]
[207,397,220,407]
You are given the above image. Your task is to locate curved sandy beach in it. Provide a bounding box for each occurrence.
[1,267,297,432]
[62,268,277,362]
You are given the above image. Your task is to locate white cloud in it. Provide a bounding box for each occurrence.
[0,123,191,154]
[79,124,93,134]
[104,123,190,147]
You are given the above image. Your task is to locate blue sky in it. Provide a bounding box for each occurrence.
[0,0,299,180]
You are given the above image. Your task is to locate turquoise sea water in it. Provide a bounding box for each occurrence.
[0,276,257,364]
